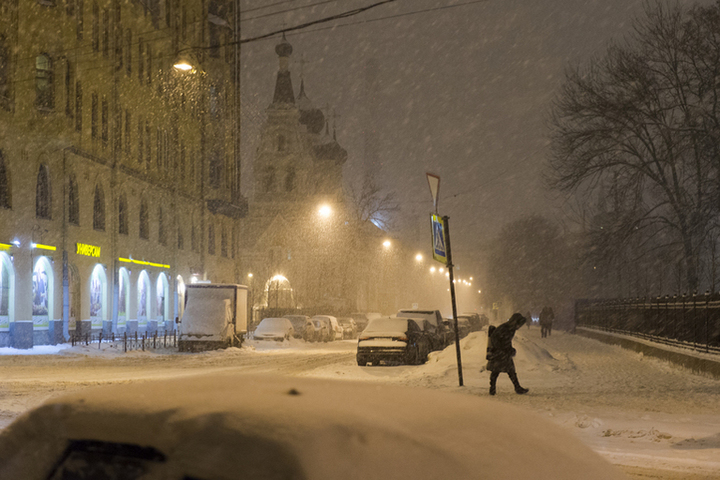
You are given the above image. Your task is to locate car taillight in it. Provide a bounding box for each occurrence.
[358,336,371,341]
[397,335,408,342]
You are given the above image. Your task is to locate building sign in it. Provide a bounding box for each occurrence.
[76,243,101,257]
[430,214,447,265]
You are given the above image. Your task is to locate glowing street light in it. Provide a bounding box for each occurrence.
[247,273,253,278]
[318,204,332,218]
[415,253,423,262]
[439,267,444,273]
[382,240,391,248]
[430,266,436,273]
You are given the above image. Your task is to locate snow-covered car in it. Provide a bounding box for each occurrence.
[451,316,472,339]
[312,315,342,341]
[0,373,625,480]
[396,309,450,351]
[338,317,358,339]
[283,315,315,341]
[357,317,432,366]
[253,317,294,341]
[461,312,489,331]
[310,318,330,342]
[350,312,382,333]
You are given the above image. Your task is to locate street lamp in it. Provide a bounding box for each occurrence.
[318,204,332,218]
[415,253,423,262]
[382,240,391,248]
[430,266,436,273]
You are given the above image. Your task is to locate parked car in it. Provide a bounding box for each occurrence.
[451,316,472,339]
[313,315,342,341]
[283,315,315,341]
[357,317,433,366]
[0,374,624,480]
[338,317,358,339]
[461,312,489,331]
[350,312,382,333]
[310,318,330,342]
[253,317,294,341]
[395,309,450,351]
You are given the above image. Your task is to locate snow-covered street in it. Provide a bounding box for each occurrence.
[1,327,719,479]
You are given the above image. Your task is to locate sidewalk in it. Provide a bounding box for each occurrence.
[576,327,720,379]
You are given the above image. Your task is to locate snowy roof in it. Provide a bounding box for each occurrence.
[0,373,626,480]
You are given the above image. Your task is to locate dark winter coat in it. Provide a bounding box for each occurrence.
[486,314,526,373]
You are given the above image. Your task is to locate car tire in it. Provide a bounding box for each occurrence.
[357,356,367,366]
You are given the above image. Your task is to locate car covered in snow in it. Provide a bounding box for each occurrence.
[253,317,294,341]
[312,315,342,341]
[349,312,382,333]
[395,309,450,351]
[0,373,626,480]
[283,315,315,341]
[338,317,358,339]
[356,317,433,366]
[461,312,489,331]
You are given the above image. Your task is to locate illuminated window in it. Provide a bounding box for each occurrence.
[0,150,10,209]
[93,184,105,231]
[36,165,51,219]
[35,54,54,110]
[68,174,79,225]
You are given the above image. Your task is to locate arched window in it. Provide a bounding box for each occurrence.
[208,223,216,255]
[0,36,9,105]
[139,199,149,239]
[36,165,51,219]
[137,270,150,321]
[68,174,79,225]
[158,206,166,245]
[118,193,128,235]
[285,167,295,192]
[263,166,275,193]
[93,184,105,231]
[220,226,228,258]
[0,150,10,209]
[117,267,130,330]
[35,54,54,110]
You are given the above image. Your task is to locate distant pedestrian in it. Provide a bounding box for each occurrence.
[540,306,554,338]
[486,313,529,395]
[525,311,532,329]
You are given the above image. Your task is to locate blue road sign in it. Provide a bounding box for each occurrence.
[431,214,447,264]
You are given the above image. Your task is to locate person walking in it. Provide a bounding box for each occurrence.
[525,311,532,329]
[486,313,529,395]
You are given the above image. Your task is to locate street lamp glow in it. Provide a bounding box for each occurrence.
[415,253,423,261]
[247,273,253,278]
[173,61,193,71]
[439,267,444,273]
[383,240,391,248]
[445,272,449,277]
[318,204,332,218]
[469,277,473,281]
[478,290,482,294]
[430,266,436,273]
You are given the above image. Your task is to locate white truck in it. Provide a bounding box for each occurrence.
[178,284,248,352]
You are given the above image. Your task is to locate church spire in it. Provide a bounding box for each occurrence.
[272,34,295,105]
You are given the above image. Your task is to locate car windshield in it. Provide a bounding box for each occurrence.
[257,318,288,331]
[285,317,307,329]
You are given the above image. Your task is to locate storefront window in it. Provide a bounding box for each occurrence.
[118,267,129,329]
[32,259,50,316]
[89,264,106,326]
[156,273,167,322]
[0,253,12,331]
[137,270,149,324]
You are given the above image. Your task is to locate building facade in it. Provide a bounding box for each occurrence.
[0,0,244,347]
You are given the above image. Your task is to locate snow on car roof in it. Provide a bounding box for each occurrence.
[0,374,625,480]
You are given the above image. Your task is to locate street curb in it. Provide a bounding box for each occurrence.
[576,327,720,379]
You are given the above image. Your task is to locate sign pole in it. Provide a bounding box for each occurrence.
[443,215,463,387]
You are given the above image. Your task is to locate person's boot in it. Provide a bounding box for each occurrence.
[509,373,529,395]
[489,372,498,395]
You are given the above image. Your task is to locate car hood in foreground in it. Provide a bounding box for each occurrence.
[0,374,627,480]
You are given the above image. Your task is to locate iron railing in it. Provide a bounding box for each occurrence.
[575,294,720,355]
[70,331,177,352]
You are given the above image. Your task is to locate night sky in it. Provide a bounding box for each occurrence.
[238,0,701,273]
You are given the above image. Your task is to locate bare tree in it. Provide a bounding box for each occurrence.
[345,173,399,231]
[548,2,720,292]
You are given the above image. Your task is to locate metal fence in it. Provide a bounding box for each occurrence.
[70,331,177,352]
[575,294,720,355]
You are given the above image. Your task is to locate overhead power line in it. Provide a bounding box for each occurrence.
[239,0,396,44]
[242,0,343,22]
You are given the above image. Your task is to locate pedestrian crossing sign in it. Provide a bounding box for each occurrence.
[431,214,447,264]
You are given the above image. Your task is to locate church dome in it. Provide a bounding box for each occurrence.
[275,35,293,58]
[297,79,325,134]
